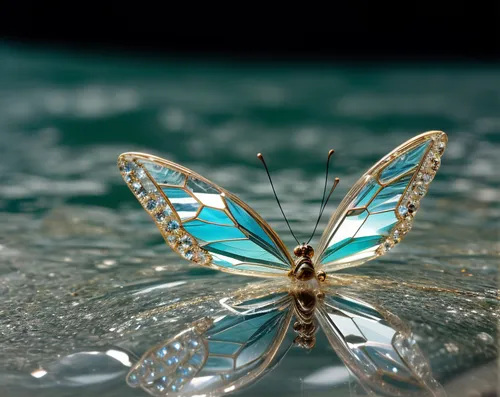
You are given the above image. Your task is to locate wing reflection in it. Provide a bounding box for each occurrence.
[315,291,446,397]
[127,289,294,396]
[127,283,445,397]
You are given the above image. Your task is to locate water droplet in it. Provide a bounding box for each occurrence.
[477,332,494,344]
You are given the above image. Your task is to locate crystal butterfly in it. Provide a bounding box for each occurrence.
[118,131,447,282]
[125,281,446,397]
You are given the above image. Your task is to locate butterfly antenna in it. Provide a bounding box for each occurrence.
[257,153,300,245]
[306,150,339,244]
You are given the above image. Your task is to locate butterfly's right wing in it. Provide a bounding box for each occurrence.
[315,292,445,397]
[126,290,294,396]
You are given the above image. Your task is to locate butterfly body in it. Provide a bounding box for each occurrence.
[290,243,320,281]
[118,131,447,281]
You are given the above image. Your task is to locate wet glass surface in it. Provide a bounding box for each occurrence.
[0,45,498,397]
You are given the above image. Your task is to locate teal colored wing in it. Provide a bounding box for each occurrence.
[315,291,445,397]
[126,291,293,396]
[118,153,293,277]
[315,131,448,272]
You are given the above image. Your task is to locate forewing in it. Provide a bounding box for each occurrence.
[315,131,447,272]
[126,292,293,396]
[315,292,445,397]
[118,153,293,277]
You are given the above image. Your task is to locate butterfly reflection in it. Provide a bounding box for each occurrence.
[126,283,445,397]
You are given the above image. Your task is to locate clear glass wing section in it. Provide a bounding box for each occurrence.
[315,292,446,397]
[117,153,293,277]
[315,132,447,272]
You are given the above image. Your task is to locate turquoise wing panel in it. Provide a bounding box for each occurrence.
[316,131,448,271]
[126,291,293,396]
[118,153,293,277]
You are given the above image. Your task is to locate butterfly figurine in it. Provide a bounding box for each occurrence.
[117,130,447,284]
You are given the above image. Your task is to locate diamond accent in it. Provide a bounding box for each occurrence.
[167,220,180,232]
[146,199,158,212]
[180,235,193,250]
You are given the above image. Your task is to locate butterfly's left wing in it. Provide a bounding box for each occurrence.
[118,153,293,277]
[126,291,294,396]
[314,131,447,272]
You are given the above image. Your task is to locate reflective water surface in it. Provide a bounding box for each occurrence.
[0,45,498,397]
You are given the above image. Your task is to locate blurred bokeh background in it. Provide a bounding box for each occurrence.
[0,8,498,397]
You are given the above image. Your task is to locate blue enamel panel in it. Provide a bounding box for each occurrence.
[204,240,288,267]
[320,236,384,264]
[183,220,246,242]
[353,179,380,208]
[207,341,241,355]
[162,187,200,219]
[196,207,234,226]
[379,141,430,183]
[368,174,412,213]
[225,197,288,264]
[203,356,233,372]
[209,311,285,343]
[141,160,185,185]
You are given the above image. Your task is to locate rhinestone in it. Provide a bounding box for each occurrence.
[128,372,140,387]
[407,201,419,214]
[156,384,165,392]
[171,341,182,351]
[156,211,166,223]
[166,357,175,366]
[176,366,193,377]
[132,181,142,191]
[167,235,178,245]
[121,162,133,174]
[421,172,434,184]
[156,347,168,358]
[437,141,446,154]
[167,220,180,232]
[414,182,427,197]
[393,229,401,242]
[146,199,158,211]
[136,168,146,179]
[385,239,395,250]
[157,196,166,207]
[431,157,440,171]
[187,338,199,350]
[180,236,193,250]
[184,250,194,260]
[398,205,409,217]
[137,364,147,377]
[124,175,132,183]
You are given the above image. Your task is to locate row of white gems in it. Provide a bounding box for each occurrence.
[377,135,447,255]
[118,158,212,266]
